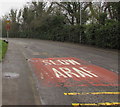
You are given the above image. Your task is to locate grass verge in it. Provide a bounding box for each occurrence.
[0,40,8,61]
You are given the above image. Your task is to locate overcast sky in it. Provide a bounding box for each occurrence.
[0,0,34,18]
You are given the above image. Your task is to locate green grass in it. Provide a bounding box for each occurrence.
[0,40,8,61]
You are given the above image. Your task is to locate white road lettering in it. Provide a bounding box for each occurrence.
[66,60,81,65]
[72,67,92,77]
[52,67,98,78]
[49,60,57,65]
[42,60,52,65]
[57,60,70,65]
[52,68,67,78]
[59,67,80,78]
[80,67,98,77]
[42,59,81,65]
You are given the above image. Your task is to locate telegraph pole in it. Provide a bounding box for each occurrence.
[7,30,9,41]
[79,1,82,43]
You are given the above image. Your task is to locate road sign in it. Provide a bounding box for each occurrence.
[5,20,11,41]
[29,57,119,87]
[6,20,11,31]
[6,20,10,24]
[6,24,10,30]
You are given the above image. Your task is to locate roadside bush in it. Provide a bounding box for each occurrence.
[97,21,119,48]
[84,21,119,49]
[85,24,100,45]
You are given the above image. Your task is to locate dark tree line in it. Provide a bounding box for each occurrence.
[2,1,120,49]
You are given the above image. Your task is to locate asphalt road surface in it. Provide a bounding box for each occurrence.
[2,38,119,106]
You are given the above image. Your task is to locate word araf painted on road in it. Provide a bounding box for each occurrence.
[29,57,119,87]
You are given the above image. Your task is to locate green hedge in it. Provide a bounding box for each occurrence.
[9,15,119,49]
[0,40,8,61]
[84,20,119,49]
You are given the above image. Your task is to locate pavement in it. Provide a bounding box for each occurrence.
[2,38,119,105]
[2,39,40,105]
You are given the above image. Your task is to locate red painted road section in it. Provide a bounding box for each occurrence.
[29,57,119,87]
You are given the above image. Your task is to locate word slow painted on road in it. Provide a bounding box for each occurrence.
[29,57,119,87]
